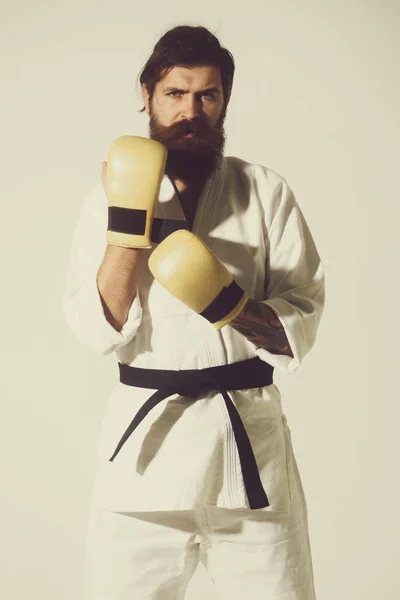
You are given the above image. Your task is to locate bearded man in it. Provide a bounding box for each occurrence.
[63,24,325,600]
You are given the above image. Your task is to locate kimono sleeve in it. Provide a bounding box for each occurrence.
[254,178,325,374]
[62,183,143,355]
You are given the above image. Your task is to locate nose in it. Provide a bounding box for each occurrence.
[182,94,200,120]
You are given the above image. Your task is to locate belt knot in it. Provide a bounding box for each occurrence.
[175,374,221,398]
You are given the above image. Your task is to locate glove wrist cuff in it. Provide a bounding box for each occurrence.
[200,280,248,328]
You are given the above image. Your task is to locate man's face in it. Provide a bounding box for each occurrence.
[142,65,227,182]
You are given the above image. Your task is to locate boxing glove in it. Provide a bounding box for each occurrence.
[148,229,249,329]
[105,136,167,248]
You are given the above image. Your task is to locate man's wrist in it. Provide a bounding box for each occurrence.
[230,298,294,358]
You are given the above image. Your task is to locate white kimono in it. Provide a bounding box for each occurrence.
[62,155,325,513]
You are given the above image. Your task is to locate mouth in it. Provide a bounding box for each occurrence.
[183,132,194,138]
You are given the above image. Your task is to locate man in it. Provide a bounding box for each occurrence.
[63,25,325,600]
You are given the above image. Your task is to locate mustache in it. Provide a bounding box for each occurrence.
[157,117,214,140]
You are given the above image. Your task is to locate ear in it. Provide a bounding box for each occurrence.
[141,83,150,115]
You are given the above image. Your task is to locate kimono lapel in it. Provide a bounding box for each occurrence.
[155,160,226,236]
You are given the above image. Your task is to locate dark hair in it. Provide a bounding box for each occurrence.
[138,25,235,112]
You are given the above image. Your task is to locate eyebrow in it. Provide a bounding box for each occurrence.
[164,86,221,95]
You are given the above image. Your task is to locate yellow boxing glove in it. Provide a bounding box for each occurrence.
[148,230,249,329]
[105,135,167,248]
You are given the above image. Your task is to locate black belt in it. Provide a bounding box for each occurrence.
[109,356,274,510]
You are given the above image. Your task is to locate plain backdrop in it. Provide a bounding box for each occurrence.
[1,1,399,598]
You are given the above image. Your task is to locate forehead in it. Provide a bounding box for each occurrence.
[159,65,222,89]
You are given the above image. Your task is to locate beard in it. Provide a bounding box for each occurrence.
[148,107,226,184]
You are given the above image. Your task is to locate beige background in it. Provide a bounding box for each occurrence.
[1,0,399,598]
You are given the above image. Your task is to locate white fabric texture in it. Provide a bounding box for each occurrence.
[83,419,316,599]
[63,156,325,512]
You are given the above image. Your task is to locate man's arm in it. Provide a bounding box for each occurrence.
[97,245,142,332]
[230,298,294,358]
[96,160,142,333]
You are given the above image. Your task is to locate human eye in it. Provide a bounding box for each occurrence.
[167,90,182,98]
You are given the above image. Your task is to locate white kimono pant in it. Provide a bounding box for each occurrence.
[83,427,316,599]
